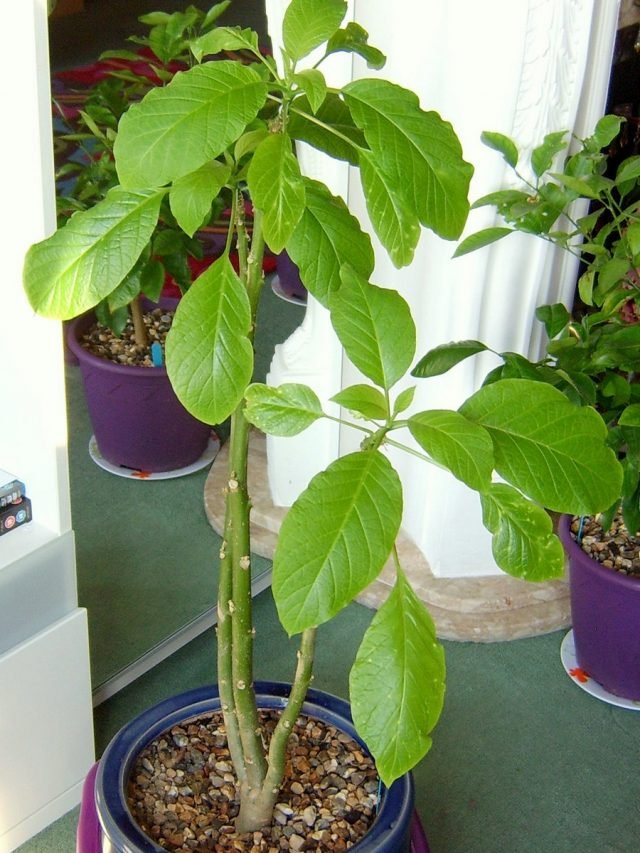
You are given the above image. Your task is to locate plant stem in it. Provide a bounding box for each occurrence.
[130,295,148,348]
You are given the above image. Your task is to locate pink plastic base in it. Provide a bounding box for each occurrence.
[77,763,430,852]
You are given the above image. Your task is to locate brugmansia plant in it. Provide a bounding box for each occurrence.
[24,0,622,834]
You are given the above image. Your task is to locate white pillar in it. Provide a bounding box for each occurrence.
[265,0,620,576]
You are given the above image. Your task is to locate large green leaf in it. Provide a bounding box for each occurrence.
[165,256,253,423]
[459,379,623,515]
[343,78,473,239]
[170,161,231,237]
[408,410,494,491]
[23,187,164,319]
[115,61,268,187]
[244,383,323,436]
[286,179,374,306]
[358,150,421,268]
[273,451,402,634]
[480,483,565,580]
[330,266,416,391]
[350,568,445,787]
[246,133,306,254]
[282,0,347,61]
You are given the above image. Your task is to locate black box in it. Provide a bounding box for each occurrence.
[0,496,32,536]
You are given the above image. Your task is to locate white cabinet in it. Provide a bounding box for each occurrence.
[0,1,94,849]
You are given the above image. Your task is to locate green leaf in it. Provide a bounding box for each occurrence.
[170,161,231,237]
[480,131,519,168]
[343,78,472,239]
[350,569,445,787]
[244,383,323,435]
[140,258,165,303]
[408,410,494,491]
[325,22,386,69]
[190,26,261,63]
[616,155,640,185]
[115,62,268,187]
[578,269,595,306]
[412,340,489,378]
[292,69,327,114]
[273,451,402,634]
[393,386,416,417]
[453,227,513,258]
[531,131,568,178]
[282,0,347,61]
[286,179,374,306]
[247,132,306,254]
[165,256,253,423]
[480,483,566,580]
[358,149,421,267]
[459,378,623,515]
[331,384,389,420]
[535,303,570,338]
[23,187,164,319]
[288,93,365,165]
[331,266,416,390]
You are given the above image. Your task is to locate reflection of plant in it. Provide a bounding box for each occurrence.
[453,115,640,533]
[52,2,236,343]
[25,0,622,836]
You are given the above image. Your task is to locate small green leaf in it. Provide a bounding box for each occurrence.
[165,257,253,423]
[282,0,347,61]
[331,266,416,391]
[531,131,568,177]
[170,161,231,237]
[480,483,565,580]
[350,569,445,787]
[331,384,389,420]
[578,269,595,306]
[273,451,402,634]
[535,303,570,338]
[190,26,261,63]
[286,179,374,305]
[244,383,323,435]
[325,22,386,69]
[453,227,513,258]
[247,133,306,254]
[23,187,164,319]
[393,386,416,416]
[480,131,519,168]
[460,378,623,515]
[408,410,494,491]
[293,69,327,114]
[411,340,489,378]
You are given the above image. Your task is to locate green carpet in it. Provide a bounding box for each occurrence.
[17,592,640,852]
[67,281,304,688]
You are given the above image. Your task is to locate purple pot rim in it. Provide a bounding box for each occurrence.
[558,514,640,593]
[67,313,169,378]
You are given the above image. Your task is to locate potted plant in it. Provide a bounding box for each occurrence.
[24,1,623,849]
[51,3,241,474]
[454,114,640,700]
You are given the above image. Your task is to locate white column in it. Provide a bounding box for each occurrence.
[265,0,619,576]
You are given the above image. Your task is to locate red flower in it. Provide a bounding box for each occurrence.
[569,667,590,684]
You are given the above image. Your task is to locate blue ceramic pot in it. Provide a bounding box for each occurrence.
[95,682,415,852]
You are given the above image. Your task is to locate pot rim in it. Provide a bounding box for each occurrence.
[95,681,415,852]
[558,514,640,592]
[66,300,179,378]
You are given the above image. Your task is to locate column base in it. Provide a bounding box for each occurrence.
[204,432,570,642]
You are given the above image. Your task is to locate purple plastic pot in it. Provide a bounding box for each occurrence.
[68,310,211,473]
[276,252,307,303]
[559,515,640,700]
[88,682,421,852]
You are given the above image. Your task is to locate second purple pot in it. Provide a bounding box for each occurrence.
[559,515,640,700]
[68,312,211,473]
